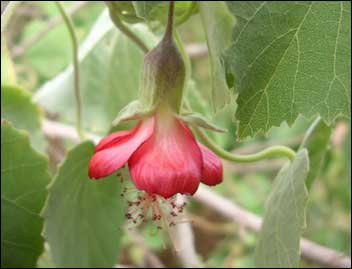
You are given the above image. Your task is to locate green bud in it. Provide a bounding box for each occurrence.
[139,33,186,114]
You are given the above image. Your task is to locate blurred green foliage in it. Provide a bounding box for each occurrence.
[1,2,350,268]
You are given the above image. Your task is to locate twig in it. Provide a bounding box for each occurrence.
[42,119,99,144]
[194,185,351,268]
[188,213,235,235]
[127,228,165,268]
[1,1,22,35]
[332,121,348,146]
[185,43,208,60]
[114,265,141,268]
[171,195,202,268]
[11,1,90,58]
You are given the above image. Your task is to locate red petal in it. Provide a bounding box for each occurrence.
[88,118,154,179]
[95,130,130,152]
[198,143,223,186]
[128,118,202,198]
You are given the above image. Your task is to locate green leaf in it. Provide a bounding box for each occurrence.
[22,2,104,80]
[42,142,125,268]
[224,2,351,139]
[112,100,155,126]
[25,21,72,79]
[1,85,45,152]
[34,10,157,134]
[300,117,331,189]
[1,122,50,268]
[255,149,309,268]
[198,1,236,112]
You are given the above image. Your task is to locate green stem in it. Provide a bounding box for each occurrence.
[54,1,84,140]
[164,1,174,40]
[175,1,196,26]
[195,126,296,162]
[1,1,22,35]
[109,10,149,54]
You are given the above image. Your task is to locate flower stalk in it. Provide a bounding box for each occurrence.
[107,5,149,53]
[54,1,84,140]
[194,126,296,162]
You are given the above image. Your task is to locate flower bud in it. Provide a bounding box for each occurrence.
[139,33,186,113]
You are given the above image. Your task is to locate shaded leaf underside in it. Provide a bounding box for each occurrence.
[255,149,309,268]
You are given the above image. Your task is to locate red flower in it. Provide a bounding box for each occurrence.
[89,106,223,198]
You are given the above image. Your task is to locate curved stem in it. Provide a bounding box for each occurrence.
[1,1,22,35]
[54,1,84,140]
[109,10,149,54]
[195,127,296,162]
[175,1,196,26]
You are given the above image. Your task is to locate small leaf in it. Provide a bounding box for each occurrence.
[112,100,155,126]
[199,1,236,112]
[224,2,351,139]
[180,112,227,133]
[1,85,45,151]
[255,149,309,268]
[1,122,50,268]
[300,117,331,189]
[42,142,125,268]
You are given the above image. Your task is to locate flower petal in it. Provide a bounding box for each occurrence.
[129,117,202,198]
[88,118,154,179]
[95,130,130,152]
[198,143,223,186]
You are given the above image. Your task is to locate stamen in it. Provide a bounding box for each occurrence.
[119,182,189,251]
